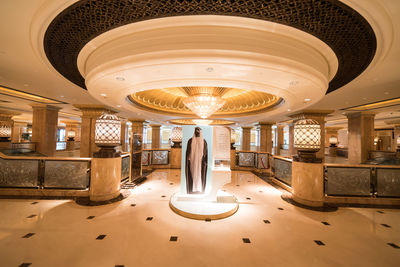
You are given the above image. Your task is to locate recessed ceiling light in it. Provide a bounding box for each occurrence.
[116,105,121,107]
[304,98,311,102]
[206,67,214,72]
[100,93,107,97]
[287,109,291,111]
[384,92,389,95]
[290,81,299,86]
[116,77,125,81]
[363,97,367,100]
[60,95,65,98]
[23,84,29,87]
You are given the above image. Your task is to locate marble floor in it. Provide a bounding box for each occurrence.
[0,170,399,267]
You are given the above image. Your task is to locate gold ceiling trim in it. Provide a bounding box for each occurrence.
[342,97,400,111]
[0,85,65,104]
[128,87,283,118]
[169,119,235,125]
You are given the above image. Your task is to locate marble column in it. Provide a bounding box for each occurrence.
[259,122,273,153]
[288,122,295,157]
[74,104,117,157]
[290,110,333,159]
[11,122,27,143]
[31,104,61,156]
[150,124,161,149]
[241,127,252,151]
[129,119,145,150]
[346,112,375,164]
[120,120,128,152]
[62,120,81,151]
[384,119,400,152]
[274,125,284,155]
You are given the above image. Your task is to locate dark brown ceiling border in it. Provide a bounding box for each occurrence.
[44,0,377,94]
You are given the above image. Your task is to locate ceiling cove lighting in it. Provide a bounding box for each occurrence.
[0,85,65,104]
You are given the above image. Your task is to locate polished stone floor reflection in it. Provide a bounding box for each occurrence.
[0,170,399,267]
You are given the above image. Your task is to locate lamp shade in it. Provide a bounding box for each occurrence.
[171,127,182,142]
[329,136,338,145]
[67,130,76,138]
[94,113,121,147]
[294,119,321,152]
[0,125,11,138]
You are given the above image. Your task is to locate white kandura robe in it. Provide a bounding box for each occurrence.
[189,131,204,192]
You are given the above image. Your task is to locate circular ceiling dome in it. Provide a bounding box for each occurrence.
[128,87,282,118]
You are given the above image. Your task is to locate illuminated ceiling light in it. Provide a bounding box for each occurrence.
[182,87,226,119]
[192,119,212,125]
[116,77,125,81]
[0,85,64,104]
[304,98,311,102]
[100,93,107,97]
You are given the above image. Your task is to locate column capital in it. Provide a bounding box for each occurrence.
[150,124,161,128]
[129,118,146,123]
[73,104,117,118]
[31,104,62,111]
[241,126,253,130]
[289,110,334,121]
[345,111,376,119]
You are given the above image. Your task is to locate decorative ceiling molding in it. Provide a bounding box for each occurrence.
[169,119,235,126]
[44,0,376,94]
[127,87,282,117]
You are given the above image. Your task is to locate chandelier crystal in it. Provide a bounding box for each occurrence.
[183,94,226,119]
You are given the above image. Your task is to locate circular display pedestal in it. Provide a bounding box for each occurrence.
[170,190,239,220]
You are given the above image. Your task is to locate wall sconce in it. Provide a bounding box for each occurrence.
[171,127,182,148]
[67,130,76,141]
[0,125,12,142]
[329,136,338,147]
[94,113,121,158]
[293,118,322,163]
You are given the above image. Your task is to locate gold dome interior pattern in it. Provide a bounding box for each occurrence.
[169,119,235,126]
[128,87,282,117]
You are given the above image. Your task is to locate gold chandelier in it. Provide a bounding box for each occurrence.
[182,87,227,119]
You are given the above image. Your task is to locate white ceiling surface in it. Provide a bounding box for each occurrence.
[0,0,399,128]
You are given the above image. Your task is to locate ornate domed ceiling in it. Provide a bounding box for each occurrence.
[44,0,376,94]
[128,87,282,117]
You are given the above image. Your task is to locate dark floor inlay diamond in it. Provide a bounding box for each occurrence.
[31,202,38,205]
[263,220,270,224]
[205,218,211,222]
[242,238,251,243]
[26,214,37,218]
[87,216,95,219]
[22,233,35,238]
[322,221,330,225]
[146,217,153,221]
[259,191,263,193]
[278,208,284,210]
[236,185,240,187]
[387,243,400,249]
[170,236,178,242]
[170,183,174,185]
[246,197,251,200]
[131,204,136,207]
[19,263,32,267]
[96,234,106,240]
[147,188,151,190]
[314,240,325,246]
[115,265,124,267]
[381,224,391,228]
[377,211,385,214]
[161,195,166,198]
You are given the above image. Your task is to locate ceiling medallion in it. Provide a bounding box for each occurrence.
[128,86,282,117]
